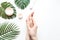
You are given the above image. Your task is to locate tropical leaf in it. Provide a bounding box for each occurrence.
[0,2,16,19]
[15,0,30,9]
[0,7,4,16]
[0,22,20,40]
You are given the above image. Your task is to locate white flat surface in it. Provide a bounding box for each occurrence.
[0,0,60,40]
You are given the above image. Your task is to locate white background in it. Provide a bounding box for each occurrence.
[0,0,60,40]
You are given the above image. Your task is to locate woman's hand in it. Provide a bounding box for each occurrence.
[26,12,37,40]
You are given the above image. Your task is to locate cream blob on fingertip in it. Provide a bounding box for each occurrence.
[5,7,14,16]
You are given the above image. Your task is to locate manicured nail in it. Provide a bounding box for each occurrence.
[31,12,34,17]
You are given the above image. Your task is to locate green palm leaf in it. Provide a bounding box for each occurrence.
[15,0,30,9]
[0,22,20,40]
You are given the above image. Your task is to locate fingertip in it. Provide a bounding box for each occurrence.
[26,19,27,22]
[31,12,34,17]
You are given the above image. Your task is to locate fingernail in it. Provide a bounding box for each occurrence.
[31,12,34,17]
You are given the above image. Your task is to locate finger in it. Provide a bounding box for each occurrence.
[32,17,37,28]
[29,12,34,18]
[26,17,32,30]
[29,17,34,28]
[31,12,34,17]
[30,13,36,26]
[30,12,34,18]
[27,12,34,27]
[26,12,34,28]
[29,12,34,24]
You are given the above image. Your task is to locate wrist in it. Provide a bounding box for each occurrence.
[29,34,37,40]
